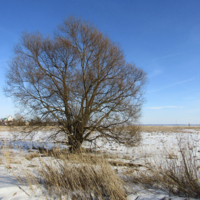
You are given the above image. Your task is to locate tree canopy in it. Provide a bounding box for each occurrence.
[5,17,147,151]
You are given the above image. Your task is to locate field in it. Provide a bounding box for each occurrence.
[0,126,200,199]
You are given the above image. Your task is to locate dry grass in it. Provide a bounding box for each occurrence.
[3,148,22,167]
[0,126,12,132]
[25,152,40,160]
[38,156,126,199]
[1,125,200,133]
[36,147,142,169]
[129,139,200,198]
[4,148,126,200]
[139,126,200,133]
[3,147,12,168]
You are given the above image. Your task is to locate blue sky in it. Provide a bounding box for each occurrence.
[0,0,200,124]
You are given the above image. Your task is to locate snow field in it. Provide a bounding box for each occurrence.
[0,127,200,199]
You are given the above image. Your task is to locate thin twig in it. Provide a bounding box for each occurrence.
[17,185,30,196]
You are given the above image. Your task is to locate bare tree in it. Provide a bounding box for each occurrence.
[4,17,146,152]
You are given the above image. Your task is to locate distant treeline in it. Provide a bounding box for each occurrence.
[0,119,59,126]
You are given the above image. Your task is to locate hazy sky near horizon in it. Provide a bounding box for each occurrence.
[0,0,200,124]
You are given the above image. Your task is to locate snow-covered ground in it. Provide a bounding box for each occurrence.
[0,127,200,200]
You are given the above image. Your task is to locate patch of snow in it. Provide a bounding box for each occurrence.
[0,128,200,199]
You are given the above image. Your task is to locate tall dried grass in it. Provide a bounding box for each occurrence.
[4,148,126,200]
[3,147,11,168]
[129,139,200,198]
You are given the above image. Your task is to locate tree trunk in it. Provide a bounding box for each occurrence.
[68,132,83,153]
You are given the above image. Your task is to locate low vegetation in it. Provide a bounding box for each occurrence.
[129,139,200,198]
[25,152,40,160]
[4,148,127,200]
[2,126,200,199]
[140,125,200,133]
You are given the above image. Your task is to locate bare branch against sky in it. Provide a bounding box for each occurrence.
[4,17,146,151]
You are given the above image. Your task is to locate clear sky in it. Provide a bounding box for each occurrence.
[0,0,200,124]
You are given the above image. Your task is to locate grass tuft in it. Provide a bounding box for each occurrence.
[6,148,127,200]
[129,139,200,198]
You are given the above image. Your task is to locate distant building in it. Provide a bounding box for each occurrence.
[3,115,13,126]
[25,120,29,126]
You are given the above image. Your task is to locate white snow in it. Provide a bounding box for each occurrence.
[0,155,45,199]
[0,127,200,199]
